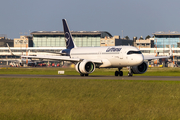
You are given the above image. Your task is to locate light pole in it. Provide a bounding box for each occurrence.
[122,30,123,39]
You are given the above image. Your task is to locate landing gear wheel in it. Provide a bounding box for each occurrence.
[115,71,123,76]
[80,74,89,76]
[127,66,133,77]
[85,74,89,76]
[119,71,123,76]
[128,73,133,77]
[115,71,119,76]
[80,74,84,76]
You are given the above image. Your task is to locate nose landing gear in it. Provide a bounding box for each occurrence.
[127,66,133,77]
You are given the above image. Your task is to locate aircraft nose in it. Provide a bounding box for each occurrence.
[132,54,144,65]
[137,54,144,64]
[128,54,144,66]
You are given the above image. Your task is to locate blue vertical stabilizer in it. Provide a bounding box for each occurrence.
[62,19,76,49]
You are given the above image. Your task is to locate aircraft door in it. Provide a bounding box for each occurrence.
[120,51,123,59]
[120,48,129,65]
[119,48,124,59]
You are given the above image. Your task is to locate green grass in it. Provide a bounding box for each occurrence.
[1,78,180,119]
[0,67,180,76]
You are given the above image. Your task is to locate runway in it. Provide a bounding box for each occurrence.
[0,74,180,81]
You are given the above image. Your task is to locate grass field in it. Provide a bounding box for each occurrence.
[0,67,180,119]
[1,78,180,119]
[0,67,180,76]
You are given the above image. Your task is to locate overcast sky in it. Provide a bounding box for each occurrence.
[1,0,180,39]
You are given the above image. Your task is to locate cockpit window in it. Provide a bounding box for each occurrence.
[127,51,142,55]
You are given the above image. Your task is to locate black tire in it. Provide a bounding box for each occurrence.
[115,71,119,76]
[128,73,133,77]
[119,71,123,76]
[80,74,84,76]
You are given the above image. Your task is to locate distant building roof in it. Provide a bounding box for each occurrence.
[0,39,14,47]
[153,31,180,36]
[31,31,113,38]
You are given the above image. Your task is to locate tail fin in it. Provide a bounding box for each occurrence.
[62,19,76,49]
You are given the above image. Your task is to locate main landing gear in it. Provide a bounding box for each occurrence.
[115,68,123,76]
[80,74,89,76]
[114,67,133,77]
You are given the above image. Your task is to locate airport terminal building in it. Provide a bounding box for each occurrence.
[31,31,113,47]
[153,31,180,48]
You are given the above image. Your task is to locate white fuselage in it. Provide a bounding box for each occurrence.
[70,46,144,68]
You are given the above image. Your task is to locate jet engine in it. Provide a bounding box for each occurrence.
[75,60,95,74]
[131,62,148,74]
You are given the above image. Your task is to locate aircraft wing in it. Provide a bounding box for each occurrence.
[21,55,103,64]
[143,45,173,60]
[40,51,67,55]
[144,55,170,61]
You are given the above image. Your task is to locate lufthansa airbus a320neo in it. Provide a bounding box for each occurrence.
[23,19,171,77]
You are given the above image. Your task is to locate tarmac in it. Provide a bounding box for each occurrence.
[0,74,180,81]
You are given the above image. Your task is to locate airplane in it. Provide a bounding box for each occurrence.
[7,43,38,66]
[22,19,172,76]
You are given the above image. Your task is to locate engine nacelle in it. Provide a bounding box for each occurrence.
[75,60,95,74]
[131,62,148,74]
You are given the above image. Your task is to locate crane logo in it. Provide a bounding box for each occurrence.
[65,32,70,47]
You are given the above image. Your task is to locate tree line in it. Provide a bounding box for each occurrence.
[123,35,153,40]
